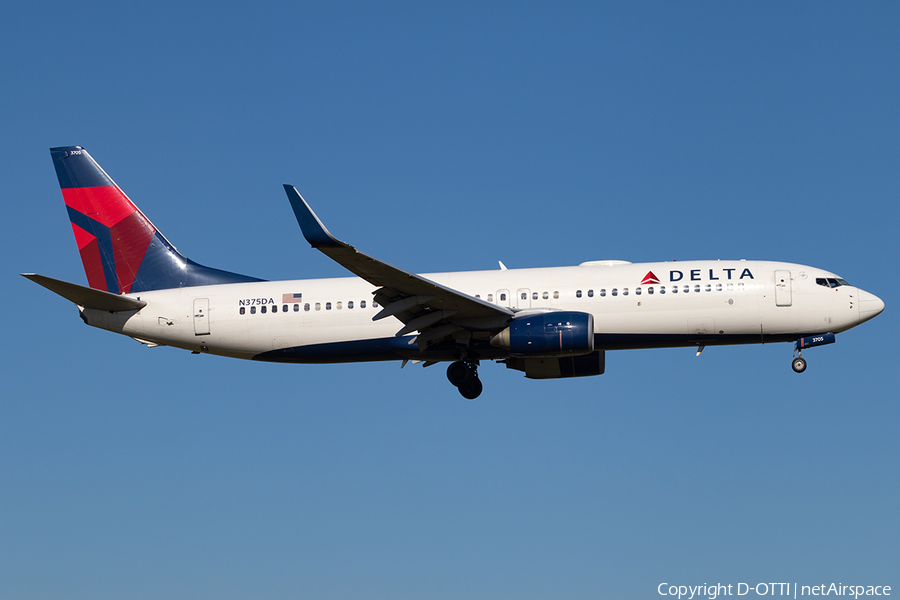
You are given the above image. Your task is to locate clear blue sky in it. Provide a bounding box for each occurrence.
[2,2,898,598]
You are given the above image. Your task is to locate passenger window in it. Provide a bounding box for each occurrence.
[542,292,549,300]
[635,287,641,296]
[648,287,654,295]
[588,289,594,297]
[315,303,321,311]
[372,301,378,308]
[250,306,256,314]
[738,283,744,291]
[705,284,712,292]
[660,286,666,294]
[348,301,354,309]
[293,304,299,311]
[600,289,606,297]
[326,302,332,310]
[360,300,366,308]
[612,288,618,297]
[336,301,342,310]
[622,288,629,296]
[553,291,559,299]
[727,283,733,291]
[576,290,582,298]
[716,283,723,291]
[683,285,689,293]
[533,292,538,300]
[304,303,310,311]
[694,285,700,293]
[487,294,493,302]
[261,305,267,314]
[475,294,481,299]
[671,285,678,294]
[283,304,288,312]
[240,306,245,315]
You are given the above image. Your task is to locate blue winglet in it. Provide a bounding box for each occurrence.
[283,185,343,248]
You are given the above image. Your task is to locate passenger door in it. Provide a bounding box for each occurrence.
[193,298,210,335]
[775,270,792,307]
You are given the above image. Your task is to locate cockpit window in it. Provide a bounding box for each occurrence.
[817,277,851,288]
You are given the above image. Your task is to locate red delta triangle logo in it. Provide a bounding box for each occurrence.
[641,271,660,285]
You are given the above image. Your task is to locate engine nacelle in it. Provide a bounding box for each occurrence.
[490,311,594,357]
[503,351,606,379]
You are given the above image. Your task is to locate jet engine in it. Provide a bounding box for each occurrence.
[490,311,594,357]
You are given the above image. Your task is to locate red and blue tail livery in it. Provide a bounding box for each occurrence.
[51,146,262,293]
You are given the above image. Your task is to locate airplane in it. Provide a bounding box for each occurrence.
[24,146,885,399]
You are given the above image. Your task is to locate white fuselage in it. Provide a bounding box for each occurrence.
[82,260,876,363]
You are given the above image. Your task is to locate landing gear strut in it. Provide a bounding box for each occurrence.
[792,344,808,373]
[447,359,482,399]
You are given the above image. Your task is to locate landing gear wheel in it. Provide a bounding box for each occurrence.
[448,358,482,398]
[458,376,483,400]
[792,356,807,373]
[447,361,473,387]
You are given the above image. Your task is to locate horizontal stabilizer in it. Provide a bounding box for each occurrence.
[21,273,147,311]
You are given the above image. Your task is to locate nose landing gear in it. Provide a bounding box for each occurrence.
[791,333,836,374]
[447,359,482,399]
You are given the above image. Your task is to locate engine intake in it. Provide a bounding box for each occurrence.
[491,311,594,357]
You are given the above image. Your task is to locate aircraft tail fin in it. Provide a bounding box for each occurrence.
[50,146,263,293]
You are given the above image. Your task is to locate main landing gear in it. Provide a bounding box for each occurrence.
[447,359,483,399]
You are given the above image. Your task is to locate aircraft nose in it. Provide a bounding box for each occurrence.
[858,289,885,324]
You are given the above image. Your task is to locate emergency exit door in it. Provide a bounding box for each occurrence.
[193,298,210,335]
[516,288,532,309]
[774,271,792,307]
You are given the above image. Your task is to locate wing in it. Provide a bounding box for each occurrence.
[283,185,513,348]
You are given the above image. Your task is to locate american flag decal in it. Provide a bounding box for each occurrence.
[282,292,302,303]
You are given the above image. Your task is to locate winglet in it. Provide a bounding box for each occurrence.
[283,185,344,248]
